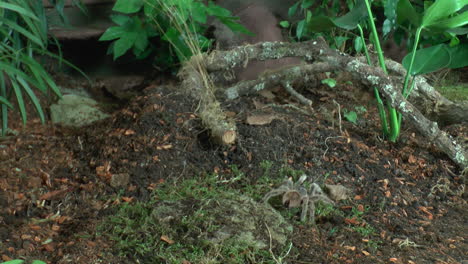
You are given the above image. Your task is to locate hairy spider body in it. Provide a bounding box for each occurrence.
[263,175,335,223]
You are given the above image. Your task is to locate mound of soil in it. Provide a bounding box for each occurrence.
[0,74,466,263]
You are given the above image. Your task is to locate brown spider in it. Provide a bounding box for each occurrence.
[262,175,335,223]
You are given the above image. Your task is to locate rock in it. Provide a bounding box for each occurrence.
[110,173,130,188]
[50,94,110,127]
[325,184,351,201]
[151,193,292,250]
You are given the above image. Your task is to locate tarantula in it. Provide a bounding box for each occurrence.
[262,175,335,223]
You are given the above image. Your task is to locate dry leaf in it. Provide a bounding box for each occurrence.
[246,114,279,125]
[343,245,356,251]
[124,129,135,135]
[161,235,175,244]
[344,217,360,225]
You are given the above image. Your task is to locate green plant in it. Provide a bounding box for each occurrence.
[300,0,468,142]
[0,260,46,264]
[100,0,250,69]
[321,78,337,88]
[99,174,291,263]
[0,1,85,136]
[343,110,357,124]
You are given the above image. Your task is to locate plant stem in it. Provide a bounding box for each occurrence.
[364,0,400,142]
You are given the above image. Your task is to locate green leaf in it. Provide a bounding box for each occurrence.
[402,44,451,75]
[0,260,25,264]
[10,78,27,125]
[0,18,44,48]
[344,111,358,124]
[191,2,207,24]
[206,2,231,17]
[113,35,136,60]
[296,20,305,39]
[428,11,468,30]
[447,43,468,68]
[99,26,126,41]
[110,14,132,26]
[422,0,468,27]
[217,16,253,35]
[354,36,363,53]
[333,0,368,30]
[321,78,337,88]
[31,260,47,264]
[301,0,314,9]
[307,16,336,32]
[0,96,12,108]
[396,0,421,26]
[17,76,45,123]
[112,0,143,14]
[0,2,39,21]
[288,1,300,18]
[279,21,290,28]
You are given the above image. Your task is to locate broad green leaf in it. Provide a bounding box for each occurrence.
[344,111,358,124]
[301,0,314,9]
[396,0,421,26]
[402,44,451,75]
[279,21,290,28]
[110,14,132,26]
[206,2,231,17]
[162,27,192,61]
[217,17,253,35]
[0,260,24,264]
[99,26,126,41]
[354,36,363,53]
[382,19,392,36]
[112,0,143,14]
[113,34,136,60]
[422,0,468,27]
[288,1,300,18]
[428,11,468,30]
[133,30,149,52]
[31,260,47,264]
[307,16,335,32]
[191,2,207,24]
[333,0,368,30]
[306,10,312,24]
[321,78,337,88]
[447,43,468,68]
[334,36,349,48]
[296,20,305,39]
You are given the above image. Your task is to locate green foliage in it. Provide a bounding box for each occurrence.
[295,0,467,142]
[0,1,65,136]
[98,172,289,263]
[321,78,337,88]
[0,260,46,264]
[343,110,357,124]
[100,0,250,70]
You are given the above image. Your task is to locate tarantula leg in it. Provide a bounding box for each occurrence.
[308,201,316,224]
[300,196,310,222]
[262,186,289,204]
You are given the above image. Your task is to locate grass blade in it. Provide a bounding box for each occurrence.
[16,76,45,123]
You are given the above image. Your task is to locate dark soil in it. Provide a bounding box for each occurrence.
[0,69,466,264]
